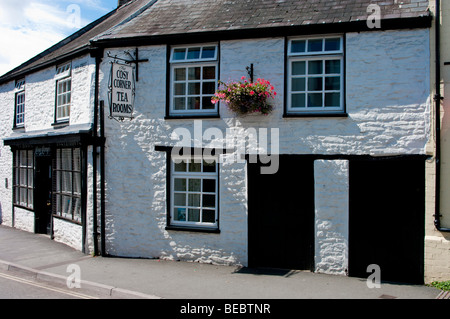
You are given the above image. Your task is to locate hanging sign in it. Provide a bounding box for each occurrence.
[109,62,135,120]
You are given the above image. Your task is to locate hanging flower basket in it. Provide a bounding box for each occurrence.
[211,76,277,116]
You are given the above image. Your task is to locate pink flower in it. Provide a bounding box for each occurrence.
[241,76,246,80]
[273,91,277,96]
[250,90,255,96]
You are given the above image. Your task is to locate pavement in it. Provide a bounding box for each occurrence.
[0,225,444,300]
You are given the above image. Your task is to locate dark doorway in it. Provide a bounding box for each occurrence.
[349,158,425,284]
[247,155,314,270]
[35,156,53,235]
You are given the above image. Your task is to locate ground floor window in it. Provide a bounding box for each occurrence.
[170,155,219,230]
[13,149,34,209]
[53,148,81,222]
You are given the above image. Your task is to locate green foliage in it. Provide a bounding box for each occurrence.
[428,281,450,291]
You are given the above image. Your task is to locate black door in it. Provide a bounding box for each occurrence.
[247,155,314,270]
[349,158,425,284]
[35,157,52,235]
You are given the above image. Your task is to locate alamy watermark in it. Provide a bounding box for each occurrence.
[66,4,81,29]
[366,264,381,289]
[66,264,81,289]
[171,120,280,175]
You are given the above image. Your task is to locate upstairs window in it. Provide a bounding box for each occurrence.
[55,62,72,123]
[287,36,344,115]
[169,44,218,117]
[14,79,25,127]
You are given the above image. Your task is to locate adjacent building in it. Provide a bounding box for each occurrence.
[1,0,447,284]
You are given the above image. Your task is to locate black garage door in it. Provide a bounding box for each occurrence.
[349,158,425,284]
[247,155,315,270]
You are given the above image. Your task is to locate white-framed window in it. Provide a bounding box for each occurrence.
[287,36,344,114]
[55,62,72,122]
[14,79,25,127]
[169,44,218,116]
[170,155,219,229]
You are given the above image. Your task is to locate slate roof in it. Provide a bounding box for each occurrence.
[1,0,431,83]
[92,0,431,43]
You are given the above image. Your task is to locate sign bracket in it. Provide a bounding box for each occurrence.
[106,48,148,82]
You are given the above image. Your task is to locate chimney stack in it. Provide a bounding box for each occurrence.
[118,0,133,7]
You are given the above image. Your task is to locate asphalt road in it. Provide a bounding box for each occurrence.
[0,270,99,299]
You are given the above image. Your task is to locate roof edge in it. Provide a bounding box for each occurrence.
[91,15,433,49]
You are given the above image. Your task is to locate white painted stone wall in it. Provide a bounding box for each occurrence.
[99,28,431,268]
[53,218,83,252]
[0,54,96,251]
[314,160,349,275]
[0,80,14,227]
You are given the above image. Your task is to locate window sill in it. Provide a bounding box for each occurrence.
[283,112,348,118]
[53,214,82,225]
[12,125,25,131]
[52,120,70,128]
[13,204,34,212]
[165,114,220,120]
[165,225,220,234]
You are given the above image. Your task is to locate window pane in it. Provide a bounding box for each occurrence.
[202,82,215,95]
[187,47,201,60]
[202,97,215,110]
[203,194,215,208]
[325,77,340,91]
[189,161,201,172]
[174,208,186,221]
[308,93,323,107]
[201,47,216,59]
[325,38,341,51]
[292,78,305,92]
[203,179,216,193]
[188,209,200,222]
[308,77,323,91]
[73,148,81,171]
[174,83,186,96]
[175,161,187,172]
[174,193,186,206]
[292,61,306,75]
[188,82,200,95]
[308,61,323,75]
[325,93,341,107]
[174,68,186,81]
[174,178,186,191]
[203,160,216,172]
[73,197,81,218]
[173,48,186,60]
[174,97,186,110]
[188,194,200,207]
[202,210,216,223]
[188,67,201,80]
[325,60,341,74]
[188,179,201,192]
[308,39,323,52]
[203,66,216,80]
[291,93,306,108]
[291,40,306,53]
[187,97,200,110]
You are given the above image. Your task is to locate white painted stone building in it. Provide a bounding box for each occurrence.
[0,0,438,284]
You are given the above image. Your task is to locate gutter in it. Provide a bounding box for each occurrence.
[90,47,108,255]
[434,0,450,232]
